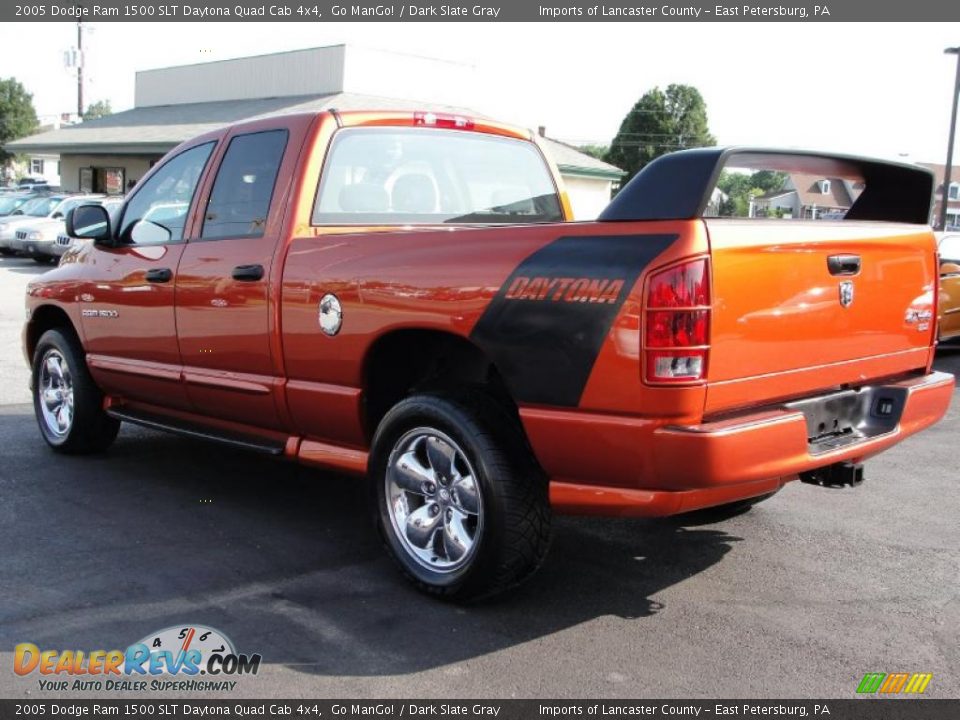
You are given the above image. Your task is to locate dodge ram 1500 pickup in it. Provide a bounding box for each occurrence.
[24,110,954,599]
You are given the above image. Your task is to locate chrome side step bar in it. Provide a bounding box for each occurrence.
[106,408,285,456]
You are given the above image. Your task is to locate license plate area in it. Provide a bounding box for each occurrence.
[785,385,907,455]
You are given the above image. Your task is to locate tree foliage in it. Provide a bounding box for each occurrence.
[84,99,112,120]
[604,84,715,185]
[0,78,38,164]
[577,144,609,160]
[716,170,787,217]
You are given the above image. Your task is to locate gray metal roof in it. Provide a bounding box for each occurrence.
[6,92,623,178]
[540,137,624,179]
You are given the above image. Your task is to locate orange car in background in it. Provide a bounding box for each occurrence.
[938,233,960,342]
[22,110,954,599]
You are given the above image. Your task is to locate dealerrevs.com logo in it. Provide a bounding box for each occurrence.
[14,625,261,692]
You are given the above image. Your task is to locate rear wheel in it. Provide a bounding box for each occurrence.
[32,328,119,454]
[371,390,551,601]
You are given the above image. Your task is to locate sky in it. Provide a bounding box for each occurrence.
[1,22,959,164]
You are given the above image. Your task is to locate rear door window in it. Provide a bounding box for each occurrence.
[201,129,288,240]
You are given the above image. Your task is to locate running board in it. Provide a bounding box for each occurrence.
[106,408,286,456]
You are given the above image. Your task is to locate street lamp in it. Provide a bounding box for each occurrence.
[940,46,960,231]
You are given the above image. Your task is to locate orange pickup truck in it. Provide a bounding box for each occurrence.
[23,110,954,599]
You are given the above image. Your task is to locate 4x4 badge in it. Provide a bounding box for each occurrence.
[839,280,854,308]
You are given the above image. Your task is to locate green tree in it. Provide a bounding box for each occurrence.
[577,144,609,160]
[84,99,112,120]
[604,84,715,185]
[0,78,38,165]
[749,170,786,194]
[717,169,788,217]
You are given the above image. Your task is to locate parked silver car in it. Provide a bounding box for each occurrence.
[49,197,125,261]
[4,195,105,261]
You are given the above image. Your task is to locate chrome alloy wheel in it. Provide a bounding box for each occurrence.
[385,428,483,573]
[38,349,74,438]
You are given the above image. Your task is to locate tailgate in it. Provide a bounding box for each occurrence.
[597,146,939,416]
[704,220,937,413]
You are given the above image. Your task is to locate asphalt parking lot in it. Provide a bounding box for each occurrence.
[1,255,958,699]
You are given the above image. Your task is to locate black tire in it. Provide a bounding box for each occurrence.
[32,328,120,454]
[0,248,13,257]
[370,389,551,601]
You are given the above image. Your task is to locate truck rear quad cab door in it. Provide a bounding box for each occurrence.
[80,141,216,410]
[174,126,295,430]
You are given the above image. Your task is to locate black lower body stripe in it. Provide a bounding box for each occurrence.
[470,233,678,407]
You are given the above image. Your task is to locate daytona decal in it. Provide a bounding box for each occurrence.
[504,276,624,304]
[470,233,678,407]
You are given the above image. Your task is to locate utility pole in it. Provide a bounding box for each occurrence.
[77,18,84,120]
[940,46,960,230]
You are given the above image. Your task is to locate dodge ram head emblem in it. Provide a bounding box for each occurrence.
[839,281,854,308]
[319,293,343,336]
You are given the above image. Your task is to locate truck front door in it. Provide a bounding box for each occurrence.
[79,141,216,410]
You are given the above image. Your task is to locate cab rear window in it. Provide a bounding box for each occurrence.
[313,127,562,225]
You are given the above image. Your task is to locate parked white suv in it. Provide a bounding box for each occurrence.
[50,197,125,261]
[1,195,104,261]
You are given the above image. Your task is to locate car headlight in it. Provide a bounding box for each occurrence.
[27,231,42,241]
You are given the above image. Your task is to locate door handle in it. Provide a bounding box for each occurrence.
[145,268,173,283]
[232,264,265,281]
[827,254,861,276]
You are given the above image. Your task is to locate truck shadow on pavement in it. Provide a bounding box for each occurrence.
[0,257,51,274]
[0,408,740,677]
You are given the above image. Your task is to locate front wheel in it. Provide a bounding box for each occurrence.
[371,391,551,601]
[32,328,120,454]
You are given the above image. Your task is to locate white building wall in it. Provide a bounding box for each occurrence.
[26,154,60,185]
[59,155,155,193]
[135,46,347,107]
[561,175,614,220]
[766,193,799,217]
[342,47,477,109]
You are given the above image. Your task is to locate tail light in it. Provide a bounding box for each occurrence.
[413,112,475,130]
[644,257,711,383]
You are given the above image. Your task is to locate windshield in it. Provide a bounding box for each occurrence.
[0,196,27,214]
[314,127,563,225]
[941,235,960,263]
[19,197,63,217]
[101,201,124,222]
[57,198,88,216]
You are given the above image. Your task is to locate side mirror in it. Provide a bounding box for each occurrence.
[941,262,960,276]
[66,204,113,245]
[51,211,63,219]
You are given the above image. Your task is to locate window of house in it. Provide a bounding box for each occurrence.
[30,159,44,175]
[313,127,562,225]
[949,183,959,201]
[820,179,831,194]
[117,142,215,245]
[201,129,288,239]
